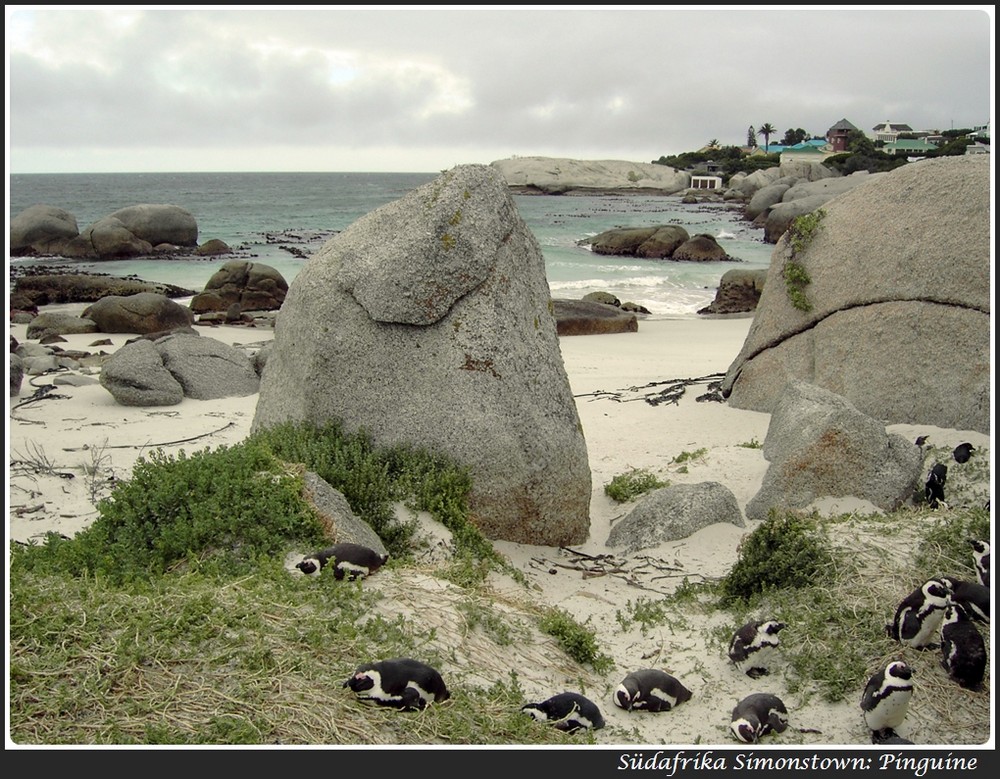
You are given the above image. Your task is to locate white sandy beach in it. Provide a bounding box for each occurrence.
[6,311,992,748]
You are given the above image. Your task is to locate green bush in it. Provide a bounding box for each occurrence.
[11,442,327,584]
[604,468,668,502]
[538,607,615,674]
[719,511,836,607]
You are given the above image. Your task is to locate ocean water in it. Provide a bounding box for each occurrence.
[8,171,775,318]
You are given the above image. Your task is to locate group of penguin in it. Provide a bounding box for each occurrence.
[300,499,990,745]
[334,622,796,742]
[865,537,991,742]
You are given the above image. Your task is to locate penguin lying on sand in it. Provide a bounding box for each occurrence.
[939,603,986,691]
[860,660,913,740]
[296,542,389,579]
[521,692,605,733]
[952,442,975,464]
[938,576,990,623]
[729,693,788,743]
[728,619,785,678]
[969,539,990,588]
[886,578,952,649]
[343,657,450,710]
[613,669,692,712]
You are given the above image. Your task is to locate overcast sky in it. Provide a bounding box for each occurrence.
[5,5,994,174]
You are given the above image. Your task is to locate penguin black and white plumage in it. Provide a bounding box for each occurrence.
[969,539,990,588]
[296,543,389,579]
[729,693,788,743]
[521,692,605,733]
[924,463,947,509]
[914,435,929,448]
[613,669,692,712]
[728,619,785,678]
[342,657,450,710]
[860,660,913,739]
[939,576,990,623]
[939,603,986,691]
[952,442,975,464]
[886,578,952,649]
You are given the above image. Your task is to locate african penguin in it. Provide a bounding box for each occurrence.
[613,669,692,712]
[728,619,785,678]
[886,578,952,649]
[729,693,789,743]
[938,576,990,623]
[342,657,450,710]
[952,442,975,464]
[939,603,986,691]
[521,692,605,733]
[913,435,929,448]
[860,660,913,739]
[924,463,947,509]
[969,539,990,588]
[296,542,389,580]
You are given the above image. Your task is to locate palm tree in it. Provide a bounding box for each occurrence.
[707,138,719,148]
[758,123,776,152]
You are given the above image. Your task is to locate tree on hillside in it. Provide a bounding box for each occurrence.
[747,126,758,148]
[707,139,720,148]
[781,128,809,146]
[758,123,776,152]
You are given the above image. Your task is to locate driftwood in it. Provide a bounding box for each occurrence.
[60,421,237,451]
[574,373,725,406]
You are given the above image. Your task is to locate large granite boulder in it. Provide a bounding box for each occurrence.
[746,381,923,521]
[759,173,880,243]
[491,156,690,194]
[82,292,195,335]
[698,268,768,315]
[9,204,80,255]
[553,299,638,336]
[588,226,690,258]
[721,156,990,434]
[99,334,258,406]
[100,204,198,247]
[301,472,388,556]
[252,164,592,546]
[74,204,197,259]
[99,339,185,406]
[14,273,195,305]
[672,233,736,262]
[155,334,260,400]
[189,260,288,313]
[606,482,744,553]
[25,312,99,340]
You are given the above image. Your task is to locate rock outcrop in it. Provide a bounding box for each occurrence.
[606,482,744,553]
[698,268,768,315]
[10,203,198,259]
[9,205,80,255]
[13,273,195,306]
[721,156,990,435]
[82,292,195,335]
[189,260,288,313]
[99,333,259,406]
[745,381,923,521]
[491,156,690,195]
[553,299,638,336]
[252,164,592,547]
